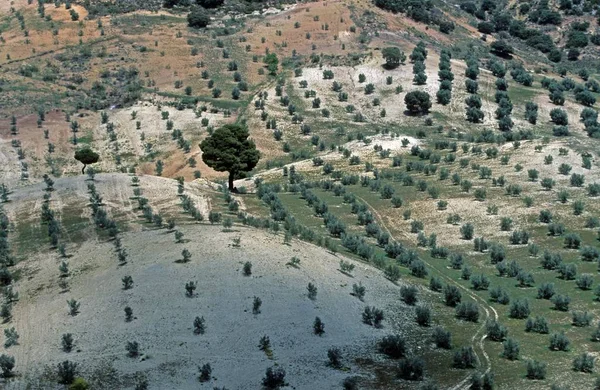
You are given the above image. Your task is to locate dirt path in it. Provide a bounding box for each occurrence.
[355,194,498,389]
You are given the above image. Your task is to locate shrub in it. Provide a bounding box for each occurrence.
[558,163,572,175]
[400,286,418,305]
[62,333,74,352]
[525,316,549,334]
[193,316,206,334]
[549,332,570,351]
[429,277,443,292]
[570,173,585,187]
[500,217,513,231]
[327,348,342,368]
[343,377,360,390]
[588,183,600,197]
[551,294,571,311]
[243,261,252,276]
[460,223,474,240]
[474,188,486,201]
[252,296,262,314]
[378,334,406,358]
[573,353,595,373]
[122,275,133,290]
[486,319,508,341]
[537,283,555,299]
[572,311,592,327]
[415,306,431,326]
[57,360,78,384]
[69,378,90,390]
[470,273,490,290]
[352,283,366,300]
[453,346,477,369]
[362,306,384,327]
[188,7,210,28]
[450,253,464,269]
[509,299,530,319]
[0,354,15,377]
[564,233,582,249]
[456,301,479,322]
[262,366,286,389]
[461,266,472,281]
[432,327,452,349]
[410,259,428,278]
[558,263,577,280]
[502,338,519,360]
[313,316,325,335]
[67,299,80,316]
[528,243,540,257]
[517,271,535,287]
[581,246,600,262]
[3,327,18,348]
[489,286,510,305]
[576,274,594,290]
[404,91,431,115]
[550,108,568,125]
[444,285,462,306]
[397,356,424,381]
[539,209,553,223]
[526,360,546,380]
[489,244,506,264]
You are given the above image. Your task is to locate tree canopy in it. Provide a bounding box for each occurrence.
[74,148,99,175]
[264,53,279,76]
[196,0,224,8]
[404,91,431,115]
[200,124,260,191]
[382,47,404,69]
[491,40,514,57]
[188,6,210,28]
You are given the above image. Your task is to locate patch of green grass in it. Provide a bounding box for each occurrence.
[77,131,94,144]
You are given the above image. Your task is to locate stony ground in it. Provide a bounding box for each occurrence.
[1,174,420,389]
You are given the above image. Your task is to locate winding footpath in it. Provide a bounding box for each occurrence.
[354,194,498,390]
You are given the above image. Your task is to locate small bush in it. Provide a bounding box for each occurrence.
[572,311,593,327]
[576,274,594,290]
[573,353,595,373]
[502,338,520,360]
[398,356,424,381]
[262,366,286,389]
[0,354,15,377]
[455,301,479,322]
[400,286,418,305]
[453,346,477,369]
[444,285,462,307]
[327,348,342,368]
[243,261,252,276]
[509,299,530,319]
[526,360,546,380]
[537,283,555,299]
[57,360,78,384]
[313,316,325,336]
[551,294,571,311]
[415,306,431,326]
[362,306,384,327]
[549,332,570,351]
[432,327,451,349]
[486,319,508,341]
[525,316,549,334]
[378,334,406,358]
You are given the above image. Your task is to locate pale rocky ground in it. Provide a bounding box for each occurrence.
[1,174,418,389]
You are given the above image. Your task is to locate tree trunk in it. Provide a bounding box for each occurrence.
[228,171,235,192]
[81,164,86,175]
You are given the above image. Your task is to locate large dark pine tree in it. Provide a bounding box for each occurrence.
[200,124,260,191]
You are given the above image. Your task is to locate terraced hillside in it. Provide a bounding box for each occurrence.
[0,0,599,389]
